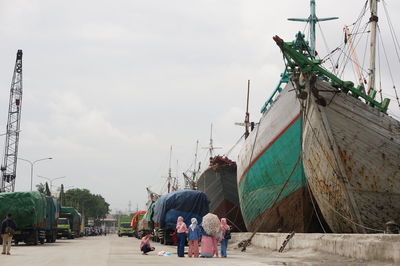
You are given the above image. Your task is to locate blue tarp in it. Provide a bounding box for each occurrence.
[152,190,209,229]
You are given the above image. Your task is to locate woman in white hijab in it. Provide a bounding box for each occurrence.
[187,218,201,257]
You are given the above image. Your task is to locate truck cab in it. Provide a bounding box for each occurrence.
[57,218,74,239]
[117,222,134,237]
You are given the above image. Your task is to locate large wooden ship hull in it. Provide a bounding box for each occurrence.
[302,79,400,233]
[197,157,246,232]
[237,83,326,233]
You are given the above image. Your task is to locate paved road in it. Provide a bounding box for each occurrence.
[0,235,386,266]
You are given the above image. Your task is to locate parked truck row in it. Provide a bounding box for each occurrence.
[0,191,83,245]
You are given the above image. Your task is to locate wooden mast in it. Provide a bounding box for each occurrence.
[368,0,378,94]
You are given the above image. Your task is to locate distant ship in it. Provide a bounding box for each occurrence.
[197,155,246,232]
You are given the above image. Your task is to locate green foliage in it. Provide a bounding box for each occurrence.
[36,183,45,194]
[44,182,51,196]
[59,184,65,206]
[64,188,110,223]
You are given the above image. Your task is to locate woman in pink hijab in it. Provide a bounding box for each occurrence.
[176,216,188,257]
[220,218,231,257]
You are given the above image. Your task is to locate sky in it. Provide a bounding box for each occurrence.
[0,0,399,213]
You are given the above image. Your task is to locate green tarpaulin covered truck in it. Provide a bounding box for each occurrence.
[45,196,60,243]
[0,191,58,245]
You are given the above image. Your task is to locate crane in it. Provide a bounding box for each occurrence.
[344,25,367,90]
[0,50,23,193]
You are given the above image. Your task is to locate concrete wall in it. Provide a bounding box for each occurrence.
[231,233,400,263]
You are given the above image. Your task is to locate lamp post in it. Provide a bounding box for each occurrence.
[37,175,66,191]
[18,157,53,191]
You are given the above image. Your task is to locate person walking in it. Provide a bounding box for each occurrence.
[187,218,201,258]
[220,218,231,258]
[176,216,188,257]
[140,233,155,255]
[1,213,17,255]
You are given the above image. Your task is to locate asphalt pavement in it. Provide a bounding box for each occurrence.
[0,234,386,266]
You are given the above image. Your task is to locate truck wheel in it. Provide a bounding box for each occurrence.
[14,241,19,246]
[33,231,39,246]
[40,238,45,245]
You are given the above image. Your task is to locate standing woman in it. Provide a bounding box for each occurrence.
[220,218,231,258]
[176,216,188,257]
[187,218,201,257]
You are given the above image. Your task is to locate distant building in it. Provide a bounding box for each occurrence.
[100,214,117,234]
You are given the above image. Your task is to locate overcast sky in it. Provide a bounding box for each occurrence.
[1,0,399,213]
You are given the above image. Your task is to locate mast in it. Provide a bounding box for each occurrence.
[288,0,338,57]
[368,0,378,94]
[203,123,221,158]
[208,125,214,157]
[167,146,172,193]
[1,50,23,193]
[245,80,250,138]
[344,25,366,87]
[192,140,199,180]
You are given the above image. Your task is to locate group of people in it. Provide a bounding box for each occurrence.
[181,216,231,258]
[140,216,231,258]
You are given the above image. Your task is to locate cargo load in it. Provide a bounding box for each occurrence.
[0,191,48,245]
[152,190,209,245]
[131,210,147,238]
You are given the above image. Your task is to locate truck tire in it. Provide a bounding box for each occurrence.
[33,231,39,246]
[40,238,45,245]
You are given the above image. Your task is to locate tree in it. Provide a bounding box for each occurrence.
[64,188,110,224]
[59,184,65,206]
[36,183,45,194]
[44,182,51,196]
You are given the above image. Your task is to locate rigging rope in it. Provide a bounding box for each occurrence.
[239,153,302,251]
[295,77,386,233]
[223,133,244,157]
[378,26,400,108]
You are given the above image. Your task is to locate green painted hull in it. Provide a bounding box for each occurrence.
[237,84,326,233]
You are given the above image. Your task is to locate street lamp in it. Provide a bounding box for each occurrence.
[37,175,66,191]
[18,157,53,191]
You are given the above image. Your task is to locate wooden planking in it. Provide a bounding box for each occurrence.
[237,82,301,183]
[303,79,400,233]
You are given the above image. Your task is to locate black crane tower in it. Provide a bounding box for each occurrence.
[0,50,23,193]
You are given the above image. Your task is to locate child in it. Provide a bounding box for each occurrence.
[187,218,201,257]
[140,234,155,255]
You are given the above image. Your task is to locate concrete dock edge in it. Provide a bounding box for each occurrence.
[232,233,400,263]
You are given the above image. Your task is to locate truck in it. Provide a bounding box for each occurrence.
[152,190,209,245]
[0,191,49,245]
[57,207,82,239]
[117,215,134,237]
[45,196,60,243]
[131,210,147,238]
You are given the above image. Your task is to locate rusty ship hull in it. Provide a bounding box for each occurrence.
[302,79,400,233]
[196,157,246,232]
